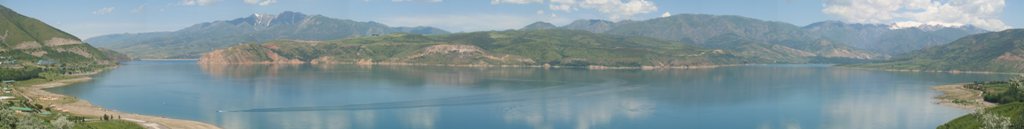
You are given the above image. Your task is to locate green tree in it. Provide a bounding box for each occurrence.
[13,115,52,129]
[0,110,16,129]
[50,116,73,129]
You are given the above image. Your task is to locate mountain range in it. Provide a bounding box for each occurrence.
[86,11,449,59]
[847,29,1024,72]
[525,14,887,63]
[198,29,747,68]
[803,21,987,54]
[523,14,987,63]
[0,5,123,66]
[89,11,1004,68]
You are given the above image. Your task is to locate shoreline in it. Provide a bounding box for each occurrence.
[931,83,995,110]
[16,69,221,129]
[193,60,737,70]
[838,66,1022,75]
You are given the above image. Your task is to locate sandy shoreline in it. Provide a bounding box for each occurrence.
[932,83,995,110]
[16,71,221,129]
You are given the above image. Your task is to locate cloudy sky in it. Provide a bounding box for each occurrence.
[1,0,1021,39]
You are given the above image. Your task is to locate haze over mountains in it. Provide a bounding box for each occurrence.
[850,29,1024,72]
[86,11,449,59]
[525,14,887,63]
[533,15,988,56]
[804,21,988,54]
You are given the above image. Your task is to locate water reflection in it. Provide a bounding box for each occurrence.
[201,64,547,87]
[47,62,1011,129]
[402,107,438,129]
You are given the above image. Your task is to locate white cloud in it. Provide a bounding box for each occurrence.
[130,5,146,13]
[379,14,570,32]
[661,11,670,18]
[494,0,658,21]
[823,0,1009,30]
[549,0,576,11]
[393,0,443,3]
[92,7,114,15]
[491,0,544,4]
[549,4,574,12]
[579,0,659,20]
[182,0,217,6]
[244,0,277,6]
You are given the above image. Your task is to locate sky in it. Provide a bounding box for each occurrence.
[0,0,1020,39]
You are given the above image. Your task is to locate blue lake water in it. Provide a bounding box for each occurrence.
[49,61,1009,129]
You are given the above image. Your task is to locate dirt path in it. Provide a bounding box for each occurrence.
[17,77,221,129]
[932,83,996,110]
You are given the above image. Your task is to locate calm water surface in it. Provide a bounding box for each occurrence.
[50,61,1008,129]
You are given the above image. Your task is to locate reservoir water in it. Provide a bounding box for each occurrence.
[49,61,1008,129]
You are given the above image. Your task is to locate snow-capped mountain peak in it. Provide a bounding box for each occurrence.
[252,13,277,27]
[889,21,966,30]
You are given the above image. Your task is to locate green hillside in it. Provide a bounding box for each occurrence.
[803,21,987,55]
[939,79,1024,129]
[847,29,1024,72]
[520,22,557,30]
[199,29,749,67]
[0,5,122,67]
[586,14,883,63]
[86,11,449,59]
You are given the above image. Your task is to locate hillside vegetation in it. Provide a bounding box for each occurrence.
[559,14,885,63]
[0,5,123,66]
[803,21,986,55]
[199,29,750,68]
[86,11,449,59]
[0,4,126,82]
[940,78,1024,129]
[847,29,1024,72]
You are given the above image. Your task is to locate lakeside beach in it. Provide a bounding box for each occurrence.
[932,83,996,110]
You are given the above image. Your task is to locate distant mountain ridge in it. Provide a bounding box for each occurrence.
[847,29,1024,72]
[561,20,619,33]
[96,11,989,64]
[536,14,884,63]
[523,14,986,63]
[803,21,987,54]
[520,22,557,30]
[0,5,123,65]
[87,11,449,59]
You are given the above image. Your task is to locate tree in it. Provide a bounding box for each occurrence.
[50,116,73,129]
[14,115,52,129]
[978,110,1012,129]
[0,110,16,129]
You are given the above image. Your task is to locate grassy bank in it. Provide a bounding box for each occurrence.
[939,78,1024,129]
[73,120,145,129]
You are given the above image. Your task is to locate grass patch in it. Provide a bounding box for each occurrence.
[940,77,1024,129]
[939,103,1024,129]
[73,120,144,129]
